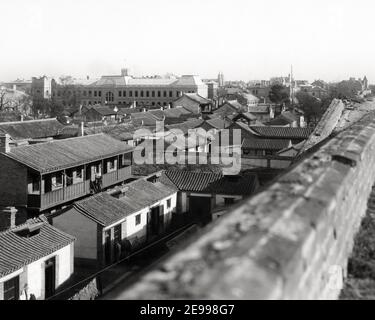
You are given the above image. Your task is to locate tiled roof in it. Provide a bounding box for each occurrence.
[242,138,291,150]
[181,93,211,105]
[166,119,205,135]
[249,126,312,139]
[247,105,270,113]
[0,118,64,140]
[205,118,227,130]
[163,107,192,118]
[74,193,138,226]
[160,171,258,195]
[89,106,117,116]
[0,219,75,278]
[73,179,177,226]
[4,134,133,173]
[148,109,165,120]
[118,179,177,208]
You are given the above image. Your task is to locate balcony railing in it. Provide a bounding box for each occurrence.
[28,167,131,210]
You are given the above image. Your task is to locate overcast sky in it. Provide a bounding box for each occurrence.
[0,0,373,83]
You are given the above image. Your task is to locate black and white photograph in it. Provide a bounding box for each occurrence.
[0,0,375,307]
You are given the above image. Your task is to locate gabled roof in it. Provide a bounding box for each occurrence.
[249,126,312,139]
[160,170,258,195]
[0,218,75,278]
[233,112,257,121]
[3,133,133,173]
[0,118,65,140]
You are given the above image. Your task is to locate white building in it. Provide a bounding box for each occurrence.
[0,213,75,300]
[52,177,177,268]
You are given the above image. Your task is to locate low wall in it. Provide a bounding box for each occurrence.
[115,111,375,300]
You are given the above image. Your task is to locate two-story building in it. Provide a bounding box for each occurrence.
[0,133,133,215]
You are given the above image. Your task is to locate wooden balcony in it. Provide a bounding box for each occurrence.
[28,181,90,210]
[102,166,132,189]
[27,167,131,210]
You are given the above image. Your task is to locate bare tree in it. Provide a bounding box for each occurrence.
[0,89,11,111]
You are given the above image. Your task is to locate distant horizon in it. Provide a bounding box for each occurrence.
[1,0,373,84]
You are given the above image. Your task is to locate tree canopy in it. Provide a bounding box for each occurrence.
[268,84,290,104]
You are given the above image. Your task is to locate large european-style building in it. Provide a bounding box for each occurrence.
[46,70,209,109]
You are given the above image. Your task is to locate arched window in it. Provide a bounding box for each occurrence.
[105,92,114,102]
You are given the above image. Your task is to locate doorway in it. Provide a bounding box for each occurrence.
[44,257,56,299]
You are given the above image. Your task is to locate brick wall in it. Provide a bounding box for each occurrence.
[114,110,375,300]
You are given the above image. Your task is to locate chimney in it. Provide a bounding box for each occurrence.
[0,207,17,231]
[0,134,11,153]
[20,115,24,122]
[81,122,84,137]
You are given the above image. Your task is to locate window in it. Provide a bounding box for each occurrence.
[88,91,92,97]
[4,276,19,300]
[94,91,97,97]
[152,91,155,97]
[176,91,180,97]
[146,91,149,97]
[123,90,126,97]
[98,91,102,97]
[157,91,161,97]
[224,198,235,205]
[118,91,122,97]
[135,214,141,226]
[32,179,40,193]
[135,91,138,97]
[167,199,171,209]
[169,91,173,97]
[140,91,144,97]
[105,91,114,102]
[163,91,167,97]
[129,90,133,97]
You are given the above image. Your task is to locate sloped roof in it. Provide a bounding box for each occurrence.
[205,118,227,130]
[0,218,75,278]
[87,106,117,116]
[247,105,270,113]
[148,109,165,120]
[250,126,312,139]
[3,133,133,173]
[163,107,192,118]
[166,119,205,135]
[179,93,211,105]
[118,179,177,208]
[0,118,64,140]
[160,170,258,195]
[72,179,177,226]
[242,138,291,150]
[73,192,138,226]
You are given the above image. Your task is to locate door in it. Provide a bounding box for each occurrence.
[3,276,19,300]
[104,230,112,265]
[189,196,212,225]
[44,257,56,299]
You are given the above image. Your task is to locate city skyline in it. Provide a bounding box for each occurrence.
[0,0,374,83]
